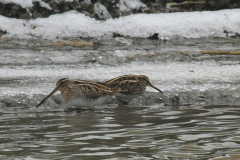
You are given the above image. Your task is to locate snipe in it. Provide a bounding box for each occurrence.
[103,74,163,105]
[36,78,120,108]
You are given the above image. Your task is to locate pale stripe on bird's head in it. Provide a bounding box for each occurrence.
[138,75,163,93]
[56,78,70,87]
[36,78,70,108]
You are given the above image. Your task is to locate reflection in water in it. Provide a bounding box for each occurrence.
[0,104,240,159]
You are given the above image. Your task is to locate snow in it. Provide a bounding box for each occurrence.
[39,1,52,10]
[0,0,34,8]
[94,2,112,20]
[0,9,239,39]
[84,0,91,4]
[54,0,74,2]
[117,0,148,12]
[0,0,73,8]
[1,61,240,97]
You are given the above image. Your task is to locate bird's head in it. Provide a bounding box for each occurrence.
[36,78,70,108]
[138,75,163,93]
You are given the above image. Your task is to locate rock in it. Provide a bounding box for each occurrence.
[0,0,239,20]
[148,33,159,40]
[113,32,124,38]
[204,0,230,10]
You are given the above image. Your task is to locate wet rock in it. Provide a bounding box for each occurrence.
[31,1,54,19]
[0,0,95,19]
[0,29,7,36]
[0,3,30,19]
[101,0,121,18]
[148,33,159,40]
[204,0,230,10]
[113,32,124,38]
[0,0,239,21]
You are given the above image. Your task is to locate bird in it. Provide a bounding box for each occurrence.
[102,74,163,105]
[36,78,122,108]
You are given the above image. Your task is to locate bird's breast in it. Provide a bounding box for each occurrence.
[66,96,110,107]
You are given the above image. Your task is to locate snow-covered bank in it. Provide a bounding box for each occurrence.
[0,9,239,39]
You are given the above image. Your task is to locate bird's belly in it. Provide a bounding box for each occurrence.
[115,93,141,102]
[66,97,109,107]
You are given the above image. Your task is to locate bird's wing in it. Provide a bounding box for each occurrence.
[75,84,114,100]
[116,80,141,94]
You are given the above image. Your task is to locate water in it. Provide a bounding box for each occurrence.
[1,104,240,159]
[0,37,240,159]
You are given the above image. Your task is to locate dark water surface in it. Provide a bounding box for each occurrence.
[0,104,240,160]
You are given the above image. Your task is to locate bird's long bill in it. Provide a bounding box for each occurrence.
[149,84,163,93]
[36,86,60,108]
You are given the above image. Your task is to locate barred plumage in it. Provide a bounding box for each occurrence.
[104,75,163,105]
[36,78,119,108]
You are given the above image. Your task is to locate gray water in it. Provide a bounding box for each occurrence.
[1,104,240,160]
[0,37,240,159]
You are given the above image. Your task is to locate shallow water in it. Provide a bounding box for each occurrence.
[1,104,240,159]
[0,37,240,159]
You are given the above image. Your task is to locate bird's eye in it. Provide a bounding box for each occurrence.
[61,81,66,86]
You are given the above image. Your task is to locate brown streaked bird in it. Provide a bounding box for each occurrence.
[103,74,163,105]
[36,78,120,108]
